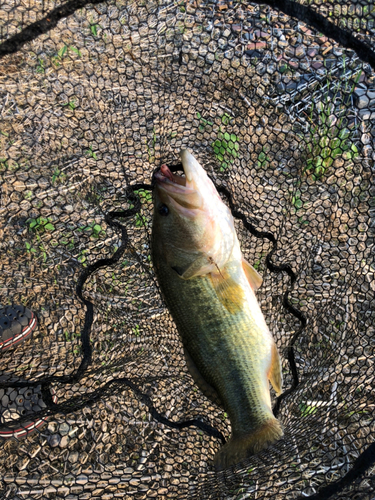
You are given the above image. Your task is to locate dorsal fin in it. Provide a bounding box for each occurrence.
[242,259,263,292]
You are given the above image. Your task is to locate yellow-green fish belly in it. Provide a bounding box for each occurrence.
[155,260,275,437]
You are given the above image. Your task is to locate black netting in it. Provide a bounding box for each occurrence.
[0,1,374,498]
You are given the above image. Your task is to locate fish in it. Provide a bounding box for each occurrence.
[151,149,283,470]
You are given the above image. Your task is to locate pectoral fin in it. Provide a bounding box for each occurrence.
[268,342,283,396]
[242,259,263,291]
[172,254,215,279]
[183,347,222,407]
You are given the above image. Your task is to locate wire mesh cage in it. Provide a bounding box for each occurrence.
[0,0,374,498]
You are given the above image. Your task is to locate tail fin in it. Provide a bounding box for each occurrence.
[213,417,284,471]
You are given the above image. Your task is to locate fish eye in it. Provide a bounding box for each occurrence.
[158,204,169,216]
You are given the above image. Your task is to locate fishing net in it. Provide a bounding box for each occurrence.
[0,0,374,498]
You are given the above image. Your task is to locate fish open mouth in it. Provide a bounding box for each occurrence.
[154,163,186,186]
[153,151,203,211]
[154,164,187,187]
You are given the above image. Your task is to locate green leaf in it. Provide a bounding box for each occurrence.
[230,134,237,142]
[44,223,55,231]
[196,112,201,119]
[331,148,342,158]
[214,147,220,154]
[228,140,234,150]
[259,152,266,161]
[294,199,303,209]
[58,45,68,58]
[338,129,349,140]
[219,147,225,155]
[221,114,230,125]
[322,156,333,168]
[224,132,230,141]
[214,139,221,147]
[70,46,82,56]
[93,224,102,233]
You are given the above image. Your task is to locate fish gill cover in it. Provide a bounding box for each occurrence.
[0,0,374,498]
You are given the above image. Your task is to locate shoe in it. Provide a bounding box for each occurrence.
[0,305,37,351]
[0,381,57,439]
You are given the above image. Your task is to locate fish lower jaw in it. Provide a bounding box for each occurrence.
[213,417,284,471]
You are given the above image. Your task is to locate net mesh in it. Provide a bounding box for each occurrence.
[0,0,374,498]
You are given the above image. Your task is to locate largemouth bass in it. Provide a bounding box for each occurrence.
[151,150,283,470]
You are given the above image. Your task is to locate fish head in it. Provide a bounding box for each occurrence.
[152,149,239,277]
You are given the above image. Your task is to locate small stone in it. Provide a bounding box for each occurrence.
[311,61,323,70]
[355,94,369,109]
[285,46,295,58]
[247,41,267,51]
[259,31,271,40]
[13,181,26,192]
[60,435,69,448]
[48,434,61,447]
[68,451,79,463]
[307,48,317,57]
[299,25,314,36]
[359,109,375,121]
[286,81,298,92]
[76,475,88,485]
[64,205,74,213]
[59,423,70,435]
[245,49,262,59]
[333,47,343,57]
[295,45,305,58]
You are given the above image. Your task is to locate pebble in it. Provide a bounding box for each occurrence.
[355,94,370,109]
[48,434,61,447]
[245,49,263,59]
[69,451,79,463]
[59,422,70,435]
[307,48,317,58]
[247,41,267,51]
[60,435,69,448]
[311,61,323,70]
[295,46,305,58]
[359,109,375,121]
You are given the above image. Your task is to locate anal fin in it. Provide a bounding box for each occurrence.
[268,342,283,396]
[184,347,222,407]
